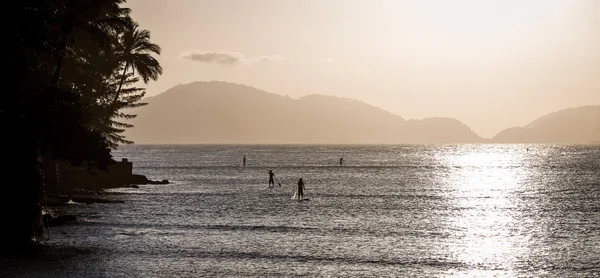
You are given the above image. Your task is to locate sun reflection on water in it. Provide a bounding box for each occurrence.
[438,145,532,277]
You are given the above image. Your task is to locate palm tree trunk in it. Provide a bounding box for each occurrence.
[52,34,69,86]
[52,51,65,86]
[112,62,129,106]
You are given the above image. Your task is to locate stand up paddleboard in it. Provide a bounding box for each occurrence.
[292,192,310,201]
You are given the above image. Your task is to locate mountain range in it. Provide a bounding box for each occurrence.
[124,81,599,144]
[491,105,600,144]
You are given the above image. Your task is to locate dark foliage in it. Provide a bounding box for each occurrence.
[2,0,160,251]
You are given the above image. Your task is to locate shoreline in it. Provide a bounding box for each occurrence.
[41,174,170,232]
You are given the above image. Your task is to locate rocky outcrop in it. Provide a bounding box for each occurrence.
[130,174,169,185]
[42,158,169,195]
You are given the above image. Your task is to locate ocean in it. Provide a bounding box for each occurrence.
[3,144,600,277]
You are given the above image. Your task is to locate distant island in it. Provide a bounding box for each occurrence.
[124,81,600,144]
[491,105,600,144]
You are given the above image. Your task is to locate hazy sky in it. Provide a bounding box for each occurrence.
[124,0,599,137]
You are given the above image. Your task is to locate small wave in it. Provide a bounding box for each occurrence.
[204,224,319,233]
[318,193,443,200]
[67,200,83,205]
[147,249,471,270]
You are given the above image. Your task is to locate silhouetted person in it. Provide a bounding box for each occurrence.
[297,178,305,200]
[243,155,246,167]
[340,157,343,166]
[268,170,275,188]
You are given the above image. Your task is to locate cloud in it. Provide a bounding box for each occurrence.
[251,55,290,65]
[181,50,300,66]
[182,50,249,65]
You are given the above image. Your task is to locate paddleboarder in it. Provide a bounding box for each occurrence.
[268,170,275,188]
[297,178,305,200]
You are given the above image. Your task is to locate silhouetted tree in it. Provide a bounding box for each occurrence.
[112,22,162,105]
[102,74,149,147]
[2,0,160,252]
[50,0,131,86]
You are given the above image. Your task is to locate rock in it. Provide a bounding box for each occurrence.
[45,214,77,227]
[130,174,150,184]
[146,179,169,185]
[127,175,169,185]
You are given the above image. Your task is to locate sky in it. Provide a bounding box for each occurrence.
[124,0,599,138]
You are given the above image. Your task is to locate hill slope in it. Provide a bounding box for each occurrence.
[124,81,482,144]
[492,105,600,144]
[591,114,600,144]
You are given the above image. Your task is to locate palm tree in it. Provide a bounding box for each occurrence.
[51,0,131,86]
[112,23,162,105]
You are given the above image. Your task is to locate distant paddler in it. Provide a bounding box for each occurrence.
[268,170,275,188]
[297,178,305,200]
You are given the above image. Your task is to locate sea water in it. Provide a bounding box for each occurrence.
[3,145,600,277]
